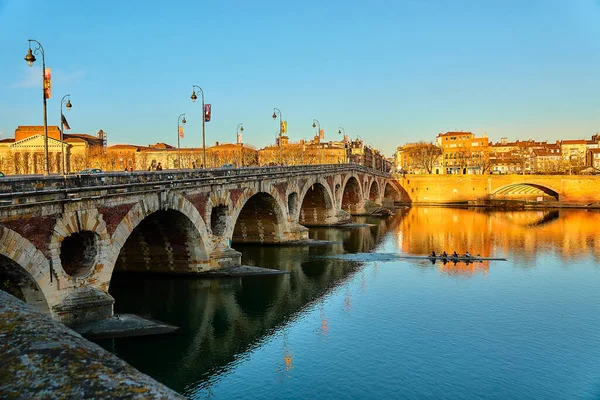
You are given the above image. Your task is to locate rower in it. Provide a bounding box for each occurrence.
[465,251,471,258]
[452,251,458,257]
[442,251,448,258]
[431,251,436,258]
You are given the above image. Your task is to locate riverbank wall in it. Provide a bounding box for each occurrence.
[0,290,183,399]
[392,174,600,206]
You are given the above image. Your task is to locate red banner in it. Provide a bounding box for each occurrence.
[44,68,52,99]
[179,125,184,138]
[204,104,211,122]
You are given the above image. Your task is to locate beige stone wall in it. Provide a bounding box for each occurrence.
[394,174,600,204]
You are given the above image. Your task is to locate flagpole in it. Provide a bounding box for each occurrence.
[60,94,72,175]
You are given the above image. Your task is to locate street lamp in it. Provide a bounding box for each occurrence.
[24,39,50,175]
[60,95,72,175]
[272,108,282,165]
[312,119,322,164]
[177,113,186,169]
[190,85,206,168]
[338,127,347,164]
[237,123,244,167]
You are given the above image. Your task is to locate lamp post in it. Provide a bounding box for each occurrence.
[190,85,206,168]
[177,113,186,169]
[237,123,244,167]
[60,95,72,175]
[312,119,321,164]
[338,127,347,164]
[272,108,282,165]
[24,39,50,175]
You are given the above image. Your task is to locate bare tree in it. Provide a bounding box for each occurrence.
[407,142,442,174]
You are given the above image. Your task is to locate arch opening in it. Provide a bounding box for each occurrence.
[341,177,362,214]
[60,231,99,277]
[211,205,228,236]
[115,209,208,274]
[233,193,284,244]
[384,182,405,205]
[493,184,559,202]
[299,183,334,226]
[368,181,380,202]
[0,255,50,314]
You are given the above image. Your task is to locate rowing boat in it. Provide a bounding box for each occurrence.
[400,255,507,262]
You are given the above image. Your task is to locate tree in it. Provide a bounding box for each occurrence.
[407,142,442,174]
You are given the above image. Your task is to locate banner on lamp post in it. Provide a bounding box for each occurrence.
[281,121,287,134]
[320,129,325,140]
[204,104,211,122]
[44,68,52,99]
[179,125,184,138]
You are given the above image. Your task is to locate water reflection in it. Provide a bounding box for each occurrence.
[103,207,600,396]
[105,215,391,394]
[395,208,600,264]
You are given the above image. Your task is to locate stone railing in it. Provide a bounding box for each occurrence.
[0,164,389,208]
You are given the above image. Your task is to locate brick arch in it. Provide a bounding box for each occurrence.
[296,176,336,226]
[0,226,52,314]
[384,180,409,203]
[340,174,365,214]
[226,185,290,244]
[104,192,211,280]
[49,209,111,282]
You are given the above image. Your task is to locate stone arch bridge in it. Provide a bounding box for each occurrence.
[0,165,400,326]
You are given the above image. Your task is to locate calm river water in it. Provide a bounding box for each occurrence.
[102,207,600,399]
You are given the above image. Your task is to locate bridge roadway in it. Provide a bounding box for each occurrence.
[0,164,400,326]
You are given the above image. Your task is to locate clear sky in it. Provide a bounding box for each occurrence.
[1,0,599,156]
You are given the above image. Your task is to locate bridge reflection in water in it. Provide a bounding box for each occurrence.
[103,215,399,394]
[102,207,600,395]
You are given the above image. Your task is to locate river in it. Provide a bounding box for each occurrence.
[100,207,600,399]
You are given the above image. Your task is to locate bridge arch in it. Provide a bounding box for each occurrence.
[297,177,336,226]
[492,183,559,202]
[228,187,289,244]
[341,175,364,214]
[107,192,211,277]
[383,181,407,203]
[0,226,51,314]
[368,181,380,202]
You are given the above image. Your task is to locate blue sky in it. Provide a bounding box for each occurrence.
[1,0,599,155]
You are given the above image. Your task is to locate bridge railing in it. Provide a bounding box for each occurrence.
[0,164,389,207]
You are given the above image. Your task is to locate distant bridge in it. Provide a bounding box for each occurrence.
[0,165,400,326]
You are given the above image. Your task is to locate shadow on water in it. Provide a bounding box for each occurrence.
[102,215,397,394]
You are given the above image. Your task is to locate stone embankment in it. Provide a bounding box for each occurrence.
[393,174,600,206]
[0,290,183,399]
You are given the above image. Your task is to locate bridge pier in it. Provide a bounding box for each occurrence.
[209,244,242,269]
[52,287,114,327]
